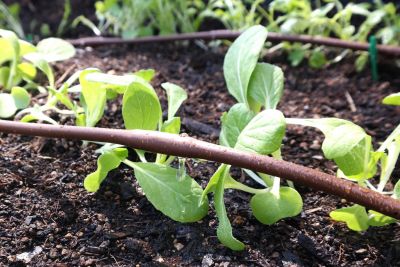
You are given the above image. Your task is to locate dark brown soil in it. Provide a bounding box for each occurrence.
[1,43,400,267]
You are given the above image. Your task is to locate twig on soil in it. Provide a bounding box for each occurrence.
[67,30,400,56]
[0,120,399,219]
[344,91,357,112]
[55,64,77,87]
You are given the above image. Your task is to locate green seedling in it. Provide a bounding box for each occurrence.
[0,29,75,118]
[285,95,400,230]
[81,71,210,223]
[203,25,302,250]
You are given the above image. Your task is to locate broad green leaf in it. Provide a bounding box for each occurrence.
[19,40,36,56]
[17,62,36,79]
[122,82,162,130]
[213,164,245,250]
[286,118,374,178]
[134,69,155,82]
[84,148,128,192]
[309,49,327,69]
[368,210,396,227]
[36,38,76,62]
[382,93,400,106]
[219,103,255,147]
[235,109,285,155]
[161,117,181,134]
[250,187,302,225]
[0,29,19,89]
[332,136,374,178]
[248,63,284,109]
[330,205,369,231]
[85,72,147,94]
[223,25,268,105]
[0,93,17,118]
[161,82,187,120]
[79,69,106,127]
[24,52,54,87]
[128,162,208,223]
[11,86,30,109]
[0,38,35,65]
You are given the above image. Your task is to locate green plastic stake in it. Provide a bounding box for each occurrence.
[368,35,378,82]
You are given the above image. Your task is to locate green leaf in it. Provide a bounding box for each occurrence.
[11,86,30,109]
[394,179,400,199]
[79,69,106,127]
[85,72,146,93]
[0,67,10,88]
[133,69,155,82]
[201,164,227,203]
[248,63,284,109]
[235,109,285,155]
[20,105,58,125]
[0,29,19,89]
[18,62,36,79]
[0,93,17,118]
[48,84,75,110]
[286,118,374,178]
[128,162,208,223]
[0,38,35,65]
[223,25,268,105]
[219,103,255,147]
[161,82,187,120]
[330,205,369,231]
[250,187,302,225]
[309,49,327,69]
[382,93,400,106]
[122,82,162,130]
[368,210,396,227]
[213,164,245,250]
[288,47,305,67]
[84,148,128,192]
[161,117,181,134]
[24,52,54,87]
[36,37,76,62]
[355,52,369,72]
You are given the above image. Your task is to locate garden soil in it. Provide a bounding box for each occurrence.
[1,43,400,266]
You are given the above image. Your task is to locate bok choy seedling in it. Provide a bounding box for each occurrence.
[0,29,75,118]
[202,25,303,250]
[82,72,209,223]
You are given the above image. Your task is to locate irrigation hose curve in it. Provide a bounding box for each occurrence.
[68,30,400,56]
[0,120,399,219]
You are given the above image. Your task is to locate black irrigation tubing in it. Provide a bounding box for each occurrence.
[68,30,400,56]
[1,120,399,219]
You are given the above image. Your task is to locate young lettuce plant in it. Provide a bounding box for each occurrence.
[82,72,209,223]
[0,29,75,118]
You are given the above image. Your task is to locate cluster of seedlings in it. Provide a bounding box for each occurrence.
[0,25,398,250]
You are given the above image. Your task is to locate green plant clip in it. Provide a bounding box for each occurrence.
[368,35,378,82]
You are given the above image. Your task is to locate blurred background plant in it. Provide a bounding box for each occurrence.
[1,0,398,69]
[0,0,24,38]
